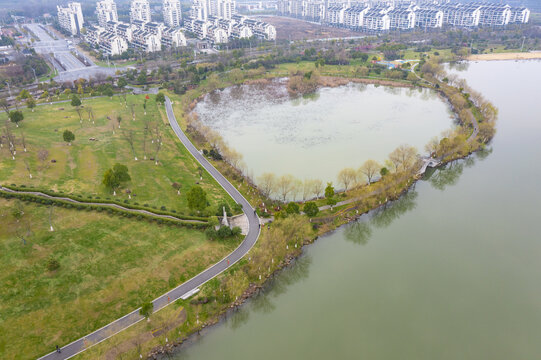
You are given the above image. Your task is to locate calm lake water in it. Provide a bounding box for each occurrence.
[176,60,541,360]
[195,81,453,184]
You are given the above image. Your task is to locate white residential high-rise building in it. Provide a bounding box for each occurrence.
[163,0,182,27]
[57,2,84,35]
[191,0,236,21]
[96,0,119,27]
[191,0,209,20]
[217,0,235,20]
[130,0,151,23]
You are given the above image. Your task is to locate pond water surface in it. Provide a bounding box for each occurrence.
[195,81,454,184]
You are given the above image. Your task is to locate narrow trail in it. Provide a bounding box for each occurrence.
[0,186,205,223]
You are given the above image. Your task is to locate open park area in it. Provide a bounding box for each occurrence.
[0,94,236,214]
[0,93,244,359]
[0,197,239,359]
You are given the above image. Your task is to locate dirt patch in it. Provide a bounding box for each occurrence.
[318,76,413,89]
[244,78,274,85]
[255,16,359,41]
[467,51,541,61]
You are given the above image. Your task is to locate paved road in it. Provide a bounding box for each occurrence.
[24,23,119,82]
[37,97,260,360]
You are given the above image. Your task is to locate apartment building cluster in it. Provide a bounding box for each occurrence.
[184,0,276,43]
[277,1,530,32]
[83,0,186,56]
[57,2,85,36]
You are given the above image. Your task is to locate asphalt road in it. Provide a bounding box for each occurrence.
[37,97,260,360]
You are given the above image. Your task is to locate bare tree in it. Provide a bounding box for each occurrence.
[23,158,32,178]
[122,129,138,160]
[142,119,149,160]
[85,107,94,124]
[425,136,440,157]
[0,98,10,116]
[277,174,296,202]
[257,173,276,198]
[224,147,242,169]
[302,179,316,201]
[48,205,54,232]
[337,167,356,192]
[4,121,16,160]
[153,123,161,164]
[359,160,380,185]
[120,92,127,108]
[37,148,49,170]
[75,106,84,123]
[130,104,136,121]
[312,179,324,199]
[389,145,418,173]
[291,179,303,201]
[20,129,27,152]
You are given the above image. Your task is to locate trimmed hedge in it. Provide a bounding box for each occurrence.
[2,185,208,222]
[0,190,209,230]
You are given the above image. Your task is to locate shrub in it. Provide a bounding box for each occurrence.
[139,302,153,319]
[217,226,233,238]
[286,202,300,214]
[303,202,319,217]
[46,257,60,271]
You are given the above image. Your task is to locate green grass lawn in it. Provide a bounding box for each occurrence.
[0,94,236,216]
[0,198,240,360]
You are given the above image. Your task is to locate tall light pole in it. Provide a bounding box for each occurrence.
[31,68,38,83]
[5,80,12,98]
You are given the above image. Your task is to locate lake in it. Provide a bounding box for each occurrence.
[176,60,541,360]
[195,80,454,185]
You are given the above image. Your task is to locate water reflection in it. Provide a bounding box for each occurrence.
[344,221,372,246]
[448,61,470,72]
[371,190,418,228]
[224,255,313,330]
[426,161,464,191]
[425,147,492,191]
[343,189,419,246]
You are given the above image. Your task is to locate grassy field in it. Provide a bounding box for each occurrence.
[0,94,236,216]
[0,198,240,359]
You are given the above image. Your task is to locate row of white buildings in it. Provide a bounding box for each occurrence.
[85,20,187,55]
[184,14,276,43]
[186,0,276,43]
[61,0,275,55]
[277,1,530,31]
[78,0,186,55]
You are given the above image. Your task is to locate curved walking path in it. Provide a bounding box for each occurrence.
[0,186,205,223]
[37,97,260,360]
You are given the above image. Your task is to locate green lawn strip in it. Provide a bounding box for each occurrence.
[1,185,207,221]
[0,189,207,228]
[0,198,240,360]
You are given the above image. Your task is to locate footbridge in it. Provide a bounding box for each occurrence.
[418,157,441,175]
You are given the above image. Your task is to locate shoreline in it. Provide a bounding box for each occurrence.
[149,151,478,359]
[54,63,492,359]
[466,51,541,61]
